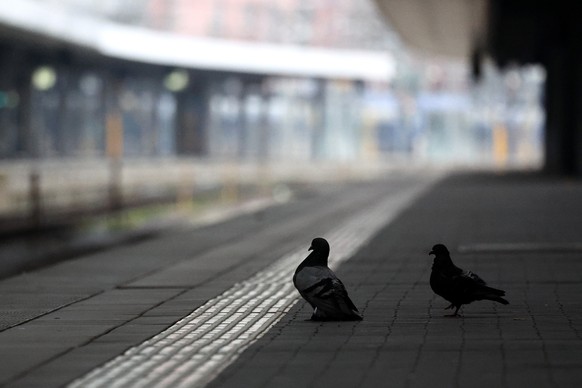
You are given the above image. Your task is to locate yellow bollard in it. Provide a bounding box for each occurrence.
[492,124,509,169]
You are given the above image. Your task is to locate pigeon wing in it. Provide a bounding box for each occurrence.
[451,272,506,303]
[294,266,361,320]
[464,270,486,285]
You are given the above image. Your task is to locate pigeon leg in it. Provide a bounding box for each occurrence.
[308,307,318,321]
[310,307,328,321]
[445,305,462,317]
[309,307,318,321]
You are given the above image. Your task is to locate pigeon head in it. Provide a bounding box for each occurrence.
[429,244,450,256]
[429,243,455,268]
[309,237,330,253]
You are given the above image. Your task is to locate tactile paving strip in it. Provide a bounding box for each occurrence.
[69,183,432,388]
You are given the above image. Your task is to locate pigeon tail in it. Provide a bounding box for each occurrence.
[481,285,506,296]
[474,284,509,305]
[487,296,509,305]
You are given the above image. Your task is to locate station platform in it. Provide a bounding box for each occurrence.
[1,170,581,388]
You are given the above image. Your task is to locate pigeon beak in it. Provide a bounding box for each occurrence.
[429,250,435,255]
[308,245,313,251]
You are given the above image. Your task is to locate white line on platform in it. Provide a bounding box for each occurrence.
[68,179,436,388]
[458,242,582,253]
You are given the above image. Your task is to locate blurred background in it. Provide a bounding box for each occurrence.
[0,0,548,275]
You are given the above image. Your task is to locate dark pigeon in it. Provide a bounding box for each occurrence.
[293,237,363,321]
[429,243,509,316]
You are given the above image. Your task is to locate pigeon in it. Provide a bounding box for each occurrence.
[293,237,363,321]
[429,243,508,316]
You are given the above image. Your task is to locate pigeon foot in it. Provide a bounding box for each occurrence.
[444,313,462,318]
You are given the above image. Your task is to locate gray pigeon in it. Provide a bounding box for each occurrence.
[293,237,363,321]
[429,243,508,316]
